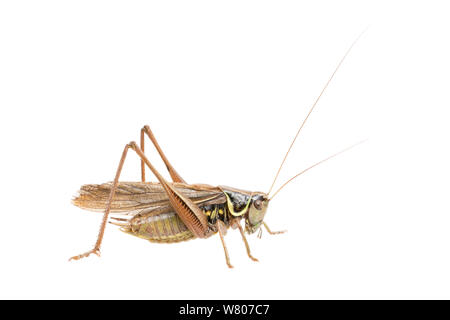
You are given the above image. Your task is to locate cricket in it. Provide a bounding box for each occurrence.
[69,34,364,268]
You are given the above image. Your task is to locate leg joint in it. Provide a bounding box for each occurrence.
[128,141,138,150]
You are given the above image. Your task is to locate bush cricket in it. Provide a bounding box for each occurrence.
[69,35,365,268]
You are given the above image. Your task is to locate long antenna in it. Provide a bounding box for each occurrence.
[267,31,366,196]
[269,139,366,201]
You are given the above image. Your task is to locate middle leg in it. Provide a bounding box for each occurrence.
[217,221,233,268]
[235,220,258,262]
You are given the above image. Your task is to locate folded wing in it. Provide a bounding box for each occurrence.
[72,181,225,216]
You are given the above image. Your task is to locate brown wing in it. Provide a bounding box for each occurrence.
[72,181,225,216]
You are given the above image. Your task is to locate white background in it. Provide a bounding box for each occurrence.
[1,1,449,299]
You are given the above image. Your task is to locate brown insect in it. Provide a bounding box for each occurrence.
[69,35,364,268]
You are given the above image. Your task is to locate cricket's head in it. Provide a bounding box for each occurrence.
[245,192,270,234]
[221,188,269,234]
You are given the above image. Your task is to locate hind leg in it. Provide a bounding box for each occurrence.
[70,140,210,261]
[140,125,185,183]
[69,143,133,261]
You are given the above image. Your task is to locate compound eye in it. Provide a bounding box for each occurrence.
[254,199,263,210]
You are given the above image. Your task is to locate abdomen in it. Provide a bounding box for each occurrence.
[122,211,195,243]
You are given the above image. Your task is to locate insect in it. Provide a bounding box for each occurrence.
[69,35,364,268]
